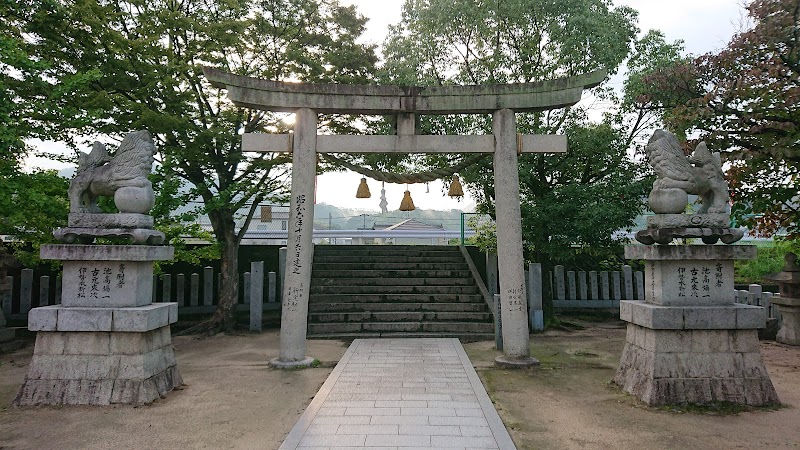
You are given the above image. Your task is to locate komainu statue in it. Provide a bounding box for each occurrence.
[56,130,164,244]
[69,130,155,214]
[645,129,729,214]
[636,129,743,245]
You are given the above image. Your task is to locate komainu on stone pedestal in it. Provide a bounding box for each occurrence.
[55,131,164,245]
[614,129,778,407]
[15,130,183,407]
[635,129,743,245]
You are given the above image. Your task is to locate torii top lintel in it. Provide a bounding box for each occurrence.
[202,67,606,115]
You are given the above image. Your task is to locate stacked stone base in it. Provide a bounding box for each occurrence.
[14,326,182,406]
[613,301,779,406]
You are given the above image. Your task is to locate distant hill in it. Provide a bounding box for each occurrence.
[58,167,76,179]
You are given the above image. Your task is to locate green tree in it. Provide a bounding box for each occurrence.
[380,0,688,319]
[7,0,377,332]
[0,169,69,267]
[643,0,800,237]
[381,1,662,260]
[0,5,69,266]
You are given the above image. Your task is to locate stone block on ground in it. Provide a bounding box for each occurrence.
[613,323,779,406]
[770,296,800,345]
[28,303,177,333]
[28,306,59,331]
[14,326,182,406]
[57,307,113,332]
[620,301,766,330]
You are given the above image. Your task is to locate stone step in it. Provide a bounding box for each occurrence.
[309,293,485,304]
[311,269,472,278]
[311,277,475,287]
[307,321,495,334]
[308,302,488,313]
[307,332,495,342]
[314,250,462,257]
[313,256,465,264]
[313,262,468,271]
[309,285,479,295]
[308,311,492,323]
[314,246,460,256]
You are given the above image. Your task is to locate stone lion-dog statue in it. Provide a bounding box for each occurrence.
[69,130,156,214]
[645,129,730,215]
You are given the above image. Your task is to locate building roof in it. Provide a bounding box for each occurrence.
[372,219,445,231]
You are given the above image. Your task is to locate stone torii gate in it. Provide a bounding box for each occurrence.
[203,67,605,368]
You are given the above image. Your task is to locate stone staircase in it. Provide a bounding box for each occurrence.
[308,245,494,341]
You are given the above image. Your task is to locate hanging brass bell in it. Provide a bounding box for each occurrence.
[399,190,416,211]
[448,175,464,198]
[355,177,371,198]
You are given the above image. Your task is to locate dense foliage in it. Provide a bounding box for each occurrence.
[381,0,682,269]
[3,0,377,331]
[644,0,800,238]
[0,10,69,265]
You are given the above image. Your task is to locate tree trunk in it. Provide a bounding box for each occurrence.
[213,232,239,332]
[180,211,240,336]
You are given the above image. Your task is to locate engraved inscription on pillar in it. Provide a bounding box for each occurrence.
[284,285,303,312]
[505,284,526,312]
[291,194,307,277]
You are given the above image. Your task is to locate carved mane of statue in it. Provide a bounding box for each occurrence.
[645,129,729,214]
[68,130,155,214]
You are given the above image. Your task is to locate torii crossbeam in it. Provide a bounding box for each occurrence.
[203,67,606,368]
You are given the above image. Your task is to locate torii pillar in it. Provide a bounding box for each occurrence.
[270,108,317,368]
[492,109,537,366]
[203,66,606,368]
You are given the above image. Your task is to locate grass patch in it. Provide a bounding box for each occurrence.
[281,358,323,370]
[734,238,798,284]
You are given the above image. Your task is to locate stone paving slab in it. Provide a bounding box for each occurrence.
[279,338,516,450]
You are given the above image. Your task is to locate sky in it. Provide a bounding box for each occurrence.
[25,0,747,213]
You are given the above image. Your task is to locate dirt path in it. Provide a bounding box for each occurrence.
[1,322,798,449]
[464,320,800,449]
[0,331,348,449]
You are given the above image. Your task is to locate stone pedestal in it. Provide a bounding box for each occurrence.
[770,297,800,345]
[764,253,800,346]
[613,245,779,406]
[14,244,183,406]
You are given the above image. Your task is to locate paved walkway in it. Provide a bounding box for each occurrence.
[279,338,516,449]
